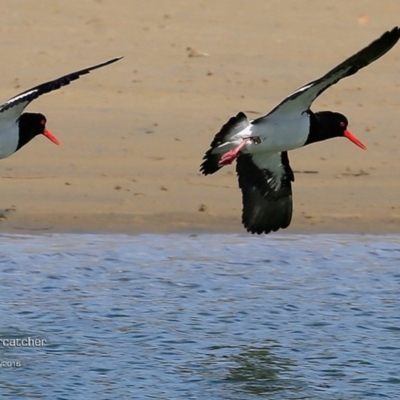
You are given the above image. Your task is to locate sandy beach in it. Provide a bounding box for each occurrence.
[0,0,399,235]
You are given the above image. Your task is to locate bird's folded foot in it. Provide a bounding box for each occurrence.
[219,138,251,166]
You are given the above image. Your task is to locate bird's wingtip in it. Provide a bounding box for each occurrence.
[109,56,124,63]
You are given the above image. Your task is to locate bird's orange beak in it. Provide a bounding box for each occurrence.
[344,129,367,150]
[44,128,61,145]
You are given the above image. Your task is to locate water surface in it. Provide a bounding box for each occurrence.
[0,233,399,399]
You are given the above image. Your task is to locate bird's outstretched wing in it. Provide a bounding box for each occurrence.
[236,152,294,234]
[0,57,123,117]
[254,27,400,122]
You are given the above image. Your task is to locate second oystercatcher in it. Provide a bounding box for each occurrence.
[200,27,400,234]
[0,57,122,160]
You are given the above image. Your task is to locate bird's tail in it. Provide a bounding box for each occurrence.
[200,112,249,175]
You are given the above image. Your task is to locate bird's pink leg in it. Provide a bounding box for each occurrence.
[219,138,251,166]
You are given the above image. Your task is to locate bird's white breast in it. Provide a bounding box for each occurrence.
[246,112,310,154]
[0,118,19,159]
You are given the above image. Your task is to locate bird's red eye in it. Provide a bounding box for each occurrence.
[340,121,346,128]
[40,119,46,125]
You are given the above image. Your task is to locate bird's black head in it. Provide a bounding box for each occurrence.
[17,113,60,151]
[306,111,367,150]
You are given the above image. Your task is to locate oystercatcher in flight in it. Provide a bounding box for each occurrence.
[0,57,122,160]
[200,27,400,234]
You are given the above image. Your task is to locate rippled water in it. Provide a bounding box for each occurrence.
[0,233,399,399]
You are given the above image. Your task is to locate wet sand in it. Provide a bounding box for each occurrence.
[0,0,399,235]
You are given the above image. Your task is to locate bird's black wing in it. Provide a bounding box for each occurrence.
[254,27,400,121]
[236,151,294,234]
[0,57,123,117]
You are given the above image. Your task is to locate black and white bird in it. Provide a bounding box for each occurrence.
[200,27,400,234]
[0,57,122,160]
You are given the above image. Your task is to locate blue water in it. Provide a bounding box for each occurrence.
[0,233,399,399]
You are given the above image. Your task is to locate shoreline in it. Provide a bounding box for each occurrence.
[1,211,399,235]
